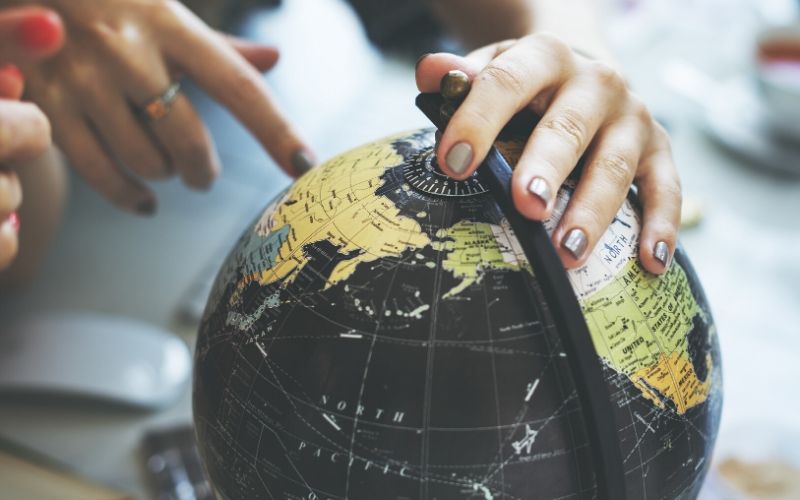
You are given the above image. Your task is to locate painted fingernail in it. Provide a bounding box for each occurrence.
[6,212,20,233]
[562,228,588,260]
[445,142,473,176]
[0,64,23,82]
[415,53,432,70]
[527,177,552,208]
[136,199,156,216]
[654,241,670,268]
[16,11,63,52]
[291,149,315,175]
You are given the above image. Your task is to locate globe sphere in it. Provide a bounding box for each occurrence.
[194,128,722,500]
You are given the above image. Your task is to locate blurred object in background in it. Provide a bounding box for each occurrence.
[717,457,800,499]
[756,23,800,141]
[141,425,212,500]
[681,196,706,229]
[0,313,191,411]
[608,0,800,175]
[702,423,800,500]
[663,29,800,175]
[0,435,132,500]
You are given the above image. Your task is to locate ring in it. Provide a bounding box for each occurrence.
[141,82,181,122]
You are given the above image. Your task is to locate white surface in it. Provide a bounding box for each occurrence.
[0,0,799,498]
[0,313,191,410]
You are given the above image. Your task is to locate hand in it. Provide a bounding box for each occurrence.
[16,0,312,215]
[416,34,680,274]
[0,6,62,270]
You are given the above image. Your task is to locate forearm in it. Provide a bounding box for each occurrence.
[527,0,613,62]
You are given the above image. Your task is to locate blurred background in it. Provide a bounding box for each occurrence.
[1,0,799,498]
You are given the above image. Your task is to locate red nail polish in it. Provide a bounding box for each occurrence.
[6,212,20,233]
[16,11,63,52]
[0,64,23,82]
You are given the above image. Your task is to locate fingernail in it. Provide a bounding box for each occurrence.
[136,199,156,216]
[6,212,20,233]
[654,241,670,268]
[445,142,473,176]
[527,177,552,208]
[16,11,63,52]
[291,149,315,175]
[562,228,588,260]
[415,53,432,71]
[0,64,23,82]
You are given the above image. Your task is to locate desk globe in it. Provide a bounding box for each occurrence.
[193,128,722,500]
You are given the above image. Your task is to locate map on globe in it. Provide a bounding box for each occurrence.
[194,129,722,500]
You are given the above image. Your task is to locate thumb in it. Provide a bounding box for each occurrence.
[223,34,280,73]
[0,7,64,64]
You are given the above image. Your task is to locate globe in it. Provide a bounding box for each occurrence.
[193,128,722,500]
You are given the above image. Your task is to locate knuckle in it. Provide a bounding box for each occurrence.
[659,177,683,204]
[570,204,605,235]
[588,62,626,91]
[456,106,495,136]
[595,152,634,188]
[229,71,263,103]
[0,173,20,213]
[539,108,588,152]
[176,138,210,168]
[127,151,168,179]
[0,104,50,161]
[653,123,672,149]
[479,61,528,96]
[146,0,180,27]
[78,163,114,188]
[533,32,570,58]
[629,97,653,125]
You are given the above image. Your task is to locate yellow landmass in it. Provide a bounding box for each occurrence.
[235,133,430,296]
[581,259,712,414]
[433,219,531,298]
[632,351,712,413]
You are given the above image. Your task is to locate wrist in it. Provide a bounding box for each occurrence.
[528,0,616,66]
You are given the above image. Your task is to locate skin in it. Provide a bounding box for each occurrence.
[419,0,681,275]
[0,6,63,271]
[9,0,311,215]
[6,0,679,276]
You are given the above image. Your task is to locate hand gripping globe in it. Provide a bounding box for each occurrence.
[193,89,722,500]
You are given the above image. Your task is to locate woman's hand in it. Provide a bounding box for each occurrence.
[14,0,311,215]
[0,6,62,270]
[416,34,680,274]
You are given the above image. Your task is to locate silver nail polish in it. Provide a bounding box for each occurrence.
[562,228,588,260]
[527,177,552,207]
[291,150,315,175]
[654,241,670,268]
[445,142,473,175]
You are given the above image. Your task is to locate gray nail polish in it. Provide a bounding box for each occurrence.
[291,150,315,175]
[654,241,670,268]
[527,177,552,207]
[445,142,473,175]
[562,228,588,260]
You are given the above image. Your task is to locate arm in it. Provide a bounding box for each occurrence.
[431,0,614,63]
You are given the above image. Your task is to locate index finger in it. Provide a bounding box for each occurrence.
[161,4,313,177]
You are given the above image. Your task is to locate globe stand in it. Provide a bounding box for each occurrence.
[414,71,628,500]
